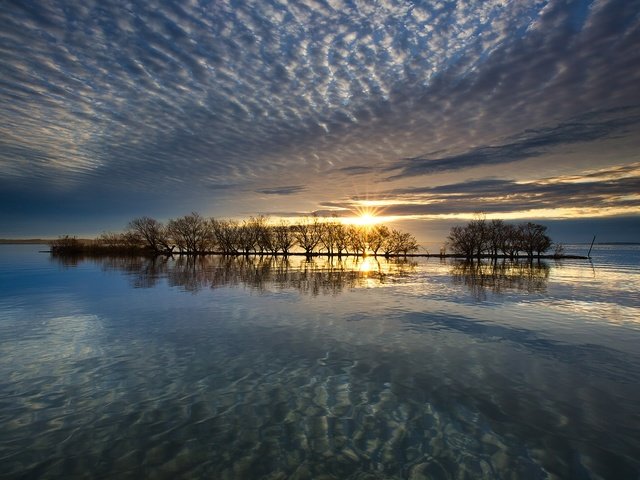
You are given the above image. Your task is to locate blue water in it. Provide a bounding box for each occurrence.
[1,245,639,479]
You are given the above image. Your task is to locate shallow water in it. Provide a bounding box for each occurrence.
[1,245,639,479]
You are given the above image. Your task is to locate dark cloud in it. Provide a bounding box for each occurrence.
[388,107,640,178]
[256,185,307,195]
[337,165,377,175]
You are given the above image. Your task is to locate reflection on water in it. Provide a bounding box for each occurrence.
[52,254,418,295]
[450,259,550,300]
[51,253,558,299]
[1,246,639,479]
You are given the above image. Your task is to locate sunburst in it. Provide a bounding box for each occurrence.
[345,206,384,227]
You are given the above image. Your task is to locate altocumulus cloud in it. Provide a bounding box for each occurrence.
[0,0,639,235]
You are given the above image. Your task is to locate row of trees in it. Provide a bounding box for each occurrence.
[447,217,555,260]
[61,213,420,257]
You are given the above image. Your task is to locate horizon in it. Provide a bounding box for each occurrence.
[1,1,639,240]
[1,214,638,247]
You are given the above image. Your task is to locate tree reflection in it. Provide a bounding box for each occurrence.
[450,259,550,300]
[50,254,417,295]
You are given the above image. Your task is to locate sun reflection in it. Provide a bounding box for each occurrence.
[358,256,376,273]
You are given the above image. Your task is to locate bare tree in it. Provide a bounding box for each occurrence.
[487,219,505,258]
[273,221,296,255]
[167,212,211,253]
[211,219,241,254]
[347,226,368,255]
[397,231,419,256]
[251,215,274,253]
[447,225,476,259]
[519,222,551,259]
[319,220,341,256]
[238,219,258,254]
[368,225,389,256]
[449,218,553,260]
[333,223,349,256]
[499,224,520,259]
[97,231,141,250]
[468,214,489,259]
[128,216,171,253]
[293,215,322,255]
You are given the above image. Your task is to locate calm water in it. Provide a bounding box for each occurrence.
[1,245,639,479]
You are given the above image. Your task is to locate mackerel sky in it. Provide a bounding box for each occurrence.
[1,0,639,241]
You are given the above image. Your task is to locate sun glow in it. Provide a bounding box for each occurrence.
[353,213,377,226]
[343,207,384,227]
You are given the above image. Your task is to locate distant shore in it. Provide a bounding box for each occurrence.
[0,239,55,244]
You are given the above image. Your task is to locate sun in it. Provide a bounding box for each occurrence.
[345,207,383,227]
[360,213,375,224]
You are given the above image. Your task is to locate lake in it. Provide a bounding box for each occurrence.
[1,245,639,479]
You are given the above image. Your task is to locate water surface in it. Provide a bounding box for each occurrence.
[1,245,639,479]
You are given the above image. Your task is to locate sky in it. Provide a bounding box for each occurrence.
[1,0,639,243]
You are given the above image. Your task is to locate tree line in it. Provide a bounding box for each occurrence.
[446,217,559,260]
[51,213,420,257]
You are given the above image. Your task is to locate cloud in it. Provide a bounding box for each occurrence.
[1,0,639,235]
[328,163,640,217]
[387,106,640,179]
[0,0,564,188]
[256,185,307,195]
[337,165,377,175]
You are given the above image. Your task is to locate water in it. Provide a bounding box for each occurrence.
[1,245,639,479]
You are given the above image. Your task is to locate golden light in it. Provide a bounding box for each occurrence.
[356,213,377,226]
[344,206,384,227]
[358,256,375,273]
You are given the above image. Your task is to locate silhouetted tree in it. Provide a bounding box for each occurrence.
[447,225,476,259]
[54,211,429,258]
[252,215,274,253]
[273,221,296,255]
[167,212,211,253]
[519,222,551,259]
[448,219,553,259]
[468,215,489,259]
[293,215,322,255]
[238,219,258,254]
[211,219,241,254]
[333,223,349,256]
[97,231,141,251]
[499,224,520,259]
[347,226,368,255]
[397,231,419,255]
[380,228,418,256]
[368,225,389,256]
[128,216,171,253]
[487,219,505,258]
[319,220,340,256]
